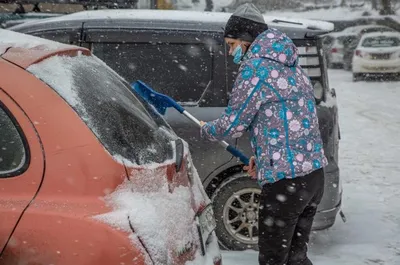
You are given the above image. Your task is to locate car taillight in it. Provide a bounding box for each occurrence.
[331,48,338,53]
[355,50,362,57]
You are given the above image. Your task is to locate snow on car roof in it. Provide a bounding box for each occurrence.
[341,24,392,34]
[265,16,334,31]
[360,31,400,39]
[51,9,232,23]
[19,9,334,32]
[0,28,72,51]
[327,31,357,37]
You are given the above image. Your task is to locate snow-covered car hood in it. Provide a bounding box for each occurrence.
[95,141,220,265]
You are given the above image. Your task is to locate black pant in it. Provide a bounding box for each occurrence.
[258,168,325,265]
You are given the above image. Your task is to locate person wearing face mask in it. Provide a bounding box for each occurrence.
[200,3,327,265]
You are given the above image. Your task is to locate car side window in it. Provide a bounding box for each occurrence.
[92,42,212,104]
[0,103,26,177]
[31,30,79,45]
[227,55,240,94]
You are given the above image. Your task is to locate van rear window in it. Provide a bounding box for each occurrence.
[362,36,400,48]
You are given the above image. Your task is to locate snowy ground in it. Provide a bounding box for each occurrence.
[222,69,400,265]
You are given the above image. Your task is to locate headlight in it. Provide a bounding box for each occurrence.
[313,81,324,100]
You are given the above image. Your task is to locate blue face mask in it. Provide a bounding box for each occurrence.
[232,44,244,64]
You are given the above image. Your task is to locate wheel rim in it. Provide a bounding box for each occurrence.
[222,188,261,245]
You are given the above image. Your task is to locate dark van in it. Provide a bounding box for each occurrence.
[10,9,342,250]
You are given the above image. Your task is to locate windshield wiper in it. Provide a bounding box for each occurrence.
[271,19,303,26]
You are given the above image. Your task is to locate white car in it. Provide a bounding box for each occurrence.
[352,32,400,81]
[342,25,396,71]
[324,32,358,68]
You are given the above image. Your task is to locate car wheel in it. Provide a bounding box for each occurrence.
[329,63,343,69]
[212,175,261,251]
[353,73,361,82]
[344,62,352,71]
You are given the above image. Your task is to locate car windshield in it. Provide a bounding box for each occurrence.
[28,54,177,165]
[362,36,400,48]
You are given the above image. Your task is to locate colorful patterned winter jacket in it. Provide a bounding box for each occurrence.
[201,28,328,186]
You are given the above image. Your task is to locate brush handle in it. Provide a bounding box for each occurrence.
[182,110,201,126]
[226,145,250,166]
[181,111,249,166]
[131,79,251,166]
[169,99,185,114]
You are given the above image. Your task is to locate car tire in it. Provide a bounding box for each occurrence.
[212,174,261,251]
[344,62,351,71]
[353,73,361,82]
[329,63,343,69]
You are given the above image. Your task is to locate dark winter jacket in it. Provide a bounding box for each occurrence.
[201,28,328,186]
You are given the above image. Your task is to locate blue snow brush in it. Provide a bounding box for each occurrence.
[132,80,250,166]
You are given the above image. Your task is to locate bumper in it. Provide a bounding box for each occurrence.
[352,59,400,73]
[330,53,344,64]
[313,166,341,230]
[313,198,341,230]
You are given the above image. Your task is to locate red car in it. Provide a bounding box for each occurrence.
[0,29,221,265]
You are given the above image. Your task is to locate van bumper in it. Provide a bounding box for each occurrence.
[313,167,342,230]
[313,199,341,230]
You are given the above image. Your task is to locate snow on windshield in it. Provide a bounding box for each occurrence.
[28,54,177,165]
[28,55,81,106]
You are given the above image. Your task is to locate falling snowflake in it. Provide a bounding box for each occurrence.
[276,194,287,202]
[179,64,188,72]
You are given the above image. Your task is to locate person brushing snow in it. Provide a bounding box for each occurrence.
[200,3,328,265]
